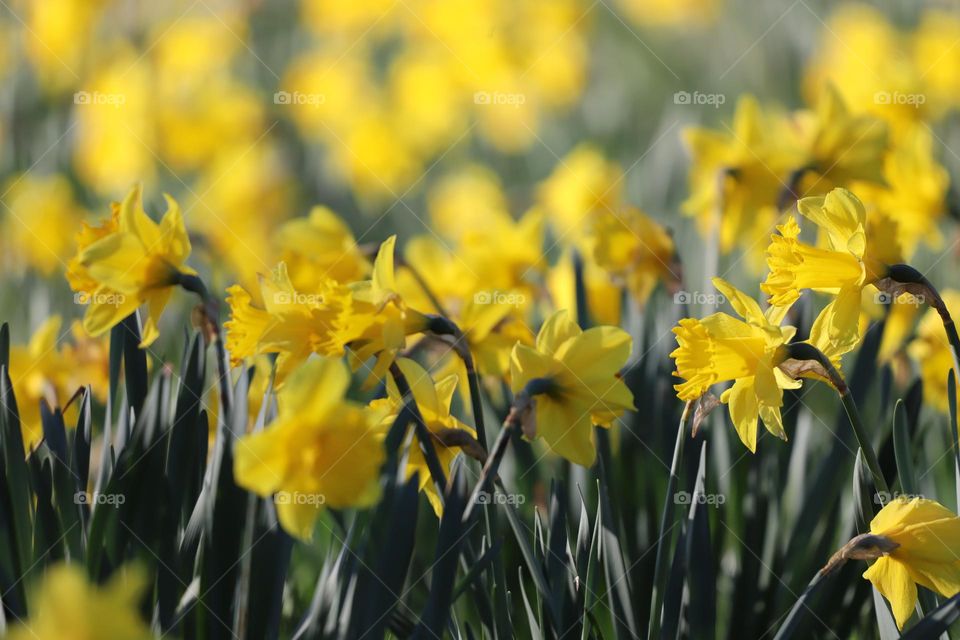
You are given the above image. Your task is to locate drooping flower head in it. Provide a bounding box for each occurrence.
[859,497,960,629]
[509,310,634,466]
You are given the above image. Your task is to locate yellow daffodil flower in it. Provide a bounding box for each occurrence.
[509,310,634,466]
[590,206,675,305]
[537,144,624,242]
[763,188,888,352]
[69,185,196,348]
[861,497,960,629]
[3,174,83,276]
[275,206,370,291]
[9,317,109,451]
[370,358,477,516]
[672,278,857,452]
[428,165,511,243]
[234,357,385,540]
[682,95,798,269]
[9,563,150,640]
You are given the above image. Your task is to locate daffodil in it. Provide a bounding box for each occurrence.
[69,185,195,348]
[537,144,624,242]
[224,262,351,383]
[233,357,385,540]
[590,206,675,305]
[275,205,370,291]
[9,317,109,452]
[9,563,151,640]
[682,95,797,269]
[370,358,478,515]
[672,278,856,452]
[859,497,960,629]
[762,188,887,351]
[509,310,634,466]
[3,174,83,275]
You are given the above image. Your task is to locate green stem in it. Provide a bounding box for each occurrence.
[648,401,692,640]
[785,343,890,495]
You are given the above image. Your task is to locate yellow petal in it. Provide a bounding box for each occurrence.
[536,309,581,356]
[863,557,916,630]
[726,377,758,453]
[140,288,172,348]
[276,499,320,541]
[712,277,765,325]
[82,291,141,337]
[535,397,596,467]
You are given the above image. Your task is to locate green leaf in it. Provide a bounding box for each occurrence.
[892,400,917,497]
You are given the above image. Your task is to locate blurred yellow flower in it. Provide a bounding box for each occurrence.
[9,563,150,640]
[428,165,510,242]
[70,185,195,347]
[547,250,622,328]
[908,290,960,414]
[3,174,83,275]
[853,125,948,260]
[509,310,634,466]
[538,144,624,243]
[234,357,385,540]
[861,497,960,629]
[370,358,476,516]
[682,95,795,269]
[590,206,675,305]
[23,0,105,92]
[276,206,370,291]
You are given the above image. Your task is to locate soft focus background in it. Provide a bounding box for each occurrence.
[6,0,960,637]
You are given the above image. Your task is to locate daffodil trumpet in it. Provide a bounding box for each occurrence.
[783,341,890,496]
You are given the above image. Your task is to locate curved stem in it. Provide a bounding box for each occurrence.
[886,264,960,386]
[176,272,232,418]
[647,401,692,640]
[388,362,449,495]
[785,343,890,495]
